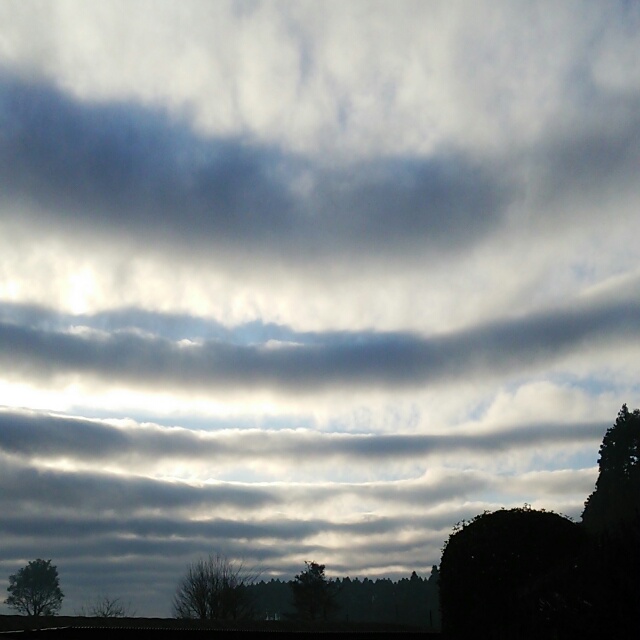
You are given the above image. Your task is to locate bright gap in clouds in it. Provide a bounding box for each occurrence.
[1,0,639,618]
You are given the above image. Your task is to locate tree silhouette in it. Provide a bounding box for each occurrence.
[579,404,640,637]
[439,507,584,639]
[582,403,640,533]
[5,559,64,617]
[173,554,256,620]
[247,569,438,628]
[290,561,338,621]
[77,595,136,617]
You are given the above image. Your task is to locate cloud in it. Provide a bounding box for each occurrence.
[4,67,640,272]
[0,409,605,472]
[525,99,640,225]
[0,432,597,616]
[0,444,595,520]
[1,294,640,393]
[0,449,593,613]
[0,74,512,267]
[3,0,638,156]
[0,454,277,516]
[1,0,639,618]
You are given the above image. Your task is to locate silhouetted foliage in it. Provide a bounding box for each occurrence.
[438,407,640,638]
[439,507,584,639]
[337,570,439,629]
[247,568,439,629]
[576,515,640,638]
[173,554,256,620]
[578,404,640,637]
[582,403,640,533]
[77,595,136,617]
[289,562,338,621]
[5,559,64,617]
[247,577,294,620]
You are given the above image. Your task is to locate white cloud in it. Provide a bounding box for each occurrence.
[2,1,635,158]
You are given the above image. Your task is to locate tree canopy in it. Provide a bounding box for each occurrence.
[439,507,584,639]
[5,559,64,617]
[438,405,640,638]
[582,403,640,533]
[290,561,338,621]
[578,404,640,636]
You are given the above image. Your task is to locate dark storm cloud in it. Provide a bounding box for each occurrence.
[0,409,605,466]
[0,73,510,259]
[1,295,639,392]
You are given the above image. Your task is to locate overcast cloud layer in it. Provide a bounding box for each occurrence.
[1,0,640,617]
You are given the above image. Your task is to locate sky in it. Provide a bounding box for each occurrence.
[1,0,640,618]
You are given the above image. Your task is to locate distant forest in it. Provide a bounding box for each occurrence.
[245,569,440,630]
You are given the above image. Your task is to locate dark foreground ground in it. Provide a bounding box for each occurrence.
[0,616,437,639]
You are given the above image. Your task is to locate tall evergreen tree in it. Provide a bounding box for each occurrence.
[579,404,640,636]
[582,404,640,533]
[290,562,338,621]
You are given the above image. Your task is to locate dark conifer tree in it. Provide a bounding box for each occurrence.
[582,403,640,532]
[579,404,640,637]
[289,562,338,621]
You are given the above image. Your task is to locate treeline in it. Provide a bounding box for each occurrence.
[168,556,439,630]
[246,569,440,630]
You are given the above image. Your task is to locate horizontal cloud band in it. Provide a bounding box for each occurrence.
[0,409,605,467]
[0,450,593,518]
[0,74,509,261]
[1,296,639,392]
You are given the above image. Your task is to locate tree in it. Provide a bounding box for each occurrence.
[439,507,584,639]
[582,403,640,533]
[290,561,338,621]
[579,404,640,636]
[426,565,441,631]
[77,595,136,617]
[173,554,256,620]
[5,559,64,617]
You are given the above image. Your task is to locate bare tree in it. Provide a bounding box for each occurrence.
[77,595,136,617]
[173,554,257,620]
